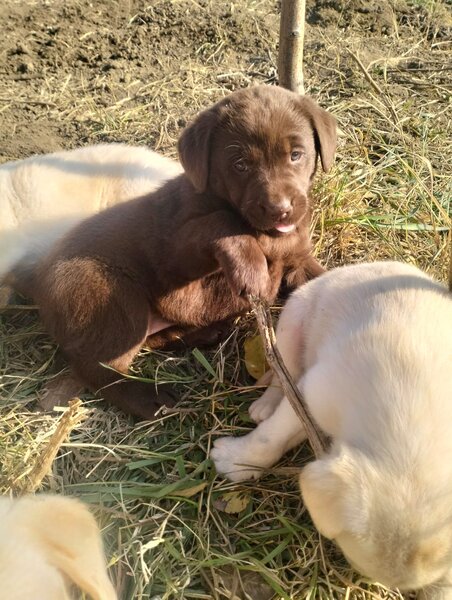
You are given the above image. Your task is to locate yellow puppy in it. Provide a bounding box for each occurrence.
[0,494,117,600]
[213,262,452,598]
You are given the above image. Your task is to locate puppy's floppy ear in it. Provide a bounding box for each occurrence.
[299,447,368,540]
[299,457,345,539]
[299,96,337,172]
[178,105,221,193]
[17,495,117,600]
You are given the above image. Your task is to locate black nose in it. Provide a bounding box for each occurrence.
[268,199,293,220]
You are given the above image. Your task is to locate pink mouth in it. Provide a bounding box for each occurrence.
[274,223,296,234]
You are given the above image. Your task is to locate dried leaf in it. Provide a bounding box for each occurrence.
[244,334,268,380]
[141,537,165,551]
[213,490,251,514]
[18,399,87,493]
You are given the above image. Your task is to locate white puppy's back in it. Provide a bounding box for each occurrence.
[0,143,182,280]
[292,262,452,442]
[293,263,452,591]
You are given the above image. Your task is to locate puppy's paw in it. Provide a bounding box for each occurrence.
[211,436,265,482]
[123,384,177,421]
[249,395,280,423]
[219,243,272,301]
[230,262,271,301]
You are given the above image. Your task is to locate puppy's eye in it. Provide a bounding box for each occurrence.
[291,150,303,162]
[233,159,248,173]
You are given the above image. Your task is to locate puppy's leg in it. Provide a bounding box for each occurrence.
[248,378,285,423]
[304,255,326,280]
[38,259,175,420]
[145,319,234,351]
[212,392,307,482]
[171,320,234,348]
[281,255,325,297]
[69,345,175,421]
[249,297,305,423]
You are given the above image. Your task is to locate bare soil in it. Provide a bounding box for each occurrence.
[0,0,280,158]
[1,0,449,160]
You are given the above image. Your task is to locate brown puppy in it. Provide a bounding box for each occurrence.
[11,85,336,419]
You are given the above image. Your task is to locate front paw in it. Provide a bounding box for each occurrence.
[228,260,271,300]
[249,395,280,423]
[282,267,308,294]
[211,436,265,482]
[215,238,273,300]
[282,257,325,295]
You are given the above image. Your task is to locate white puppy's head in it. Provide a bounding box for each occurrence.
[299,445,452,591]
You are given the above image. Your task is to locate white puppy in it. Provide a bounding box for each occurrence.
[0,143,182,280]
[212,261,452,598]
[0,494,117,600]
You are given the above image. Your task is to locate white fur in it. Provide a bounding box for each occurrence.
[0,494,117,600]
[211,261,452,597]
[0,143,182,279]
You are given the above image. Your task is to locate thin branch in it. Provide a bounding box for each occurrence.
[249,296,328,458]
[346,48,405,130]
[15,398,87,493]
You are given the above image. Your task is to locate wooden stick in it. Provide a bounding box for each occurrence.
[249,296,328,458]
[278,0,306,94]
[16,399,87,493]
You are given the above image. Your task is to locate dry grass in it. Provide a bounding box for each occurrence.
[0,0,451,598]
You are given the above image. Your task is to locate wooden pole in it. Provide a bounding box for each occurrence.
[278,0,306,94]
[265,0,328,457]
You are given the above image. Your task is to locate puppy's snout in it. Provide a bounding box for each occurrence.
[268,198,293,220]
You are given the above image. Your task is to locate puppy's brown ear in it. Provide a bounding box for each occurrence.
[178,107,220,193]
[299,448,368,540]
[300,97,337,172]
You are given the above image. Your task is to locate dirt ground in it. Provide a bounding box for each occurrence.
[1,1,451,599]
[1,0,449,161]
[0,0,280,159]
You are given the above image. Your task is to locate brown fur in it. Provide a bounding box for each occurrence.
[11,85,336,419]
